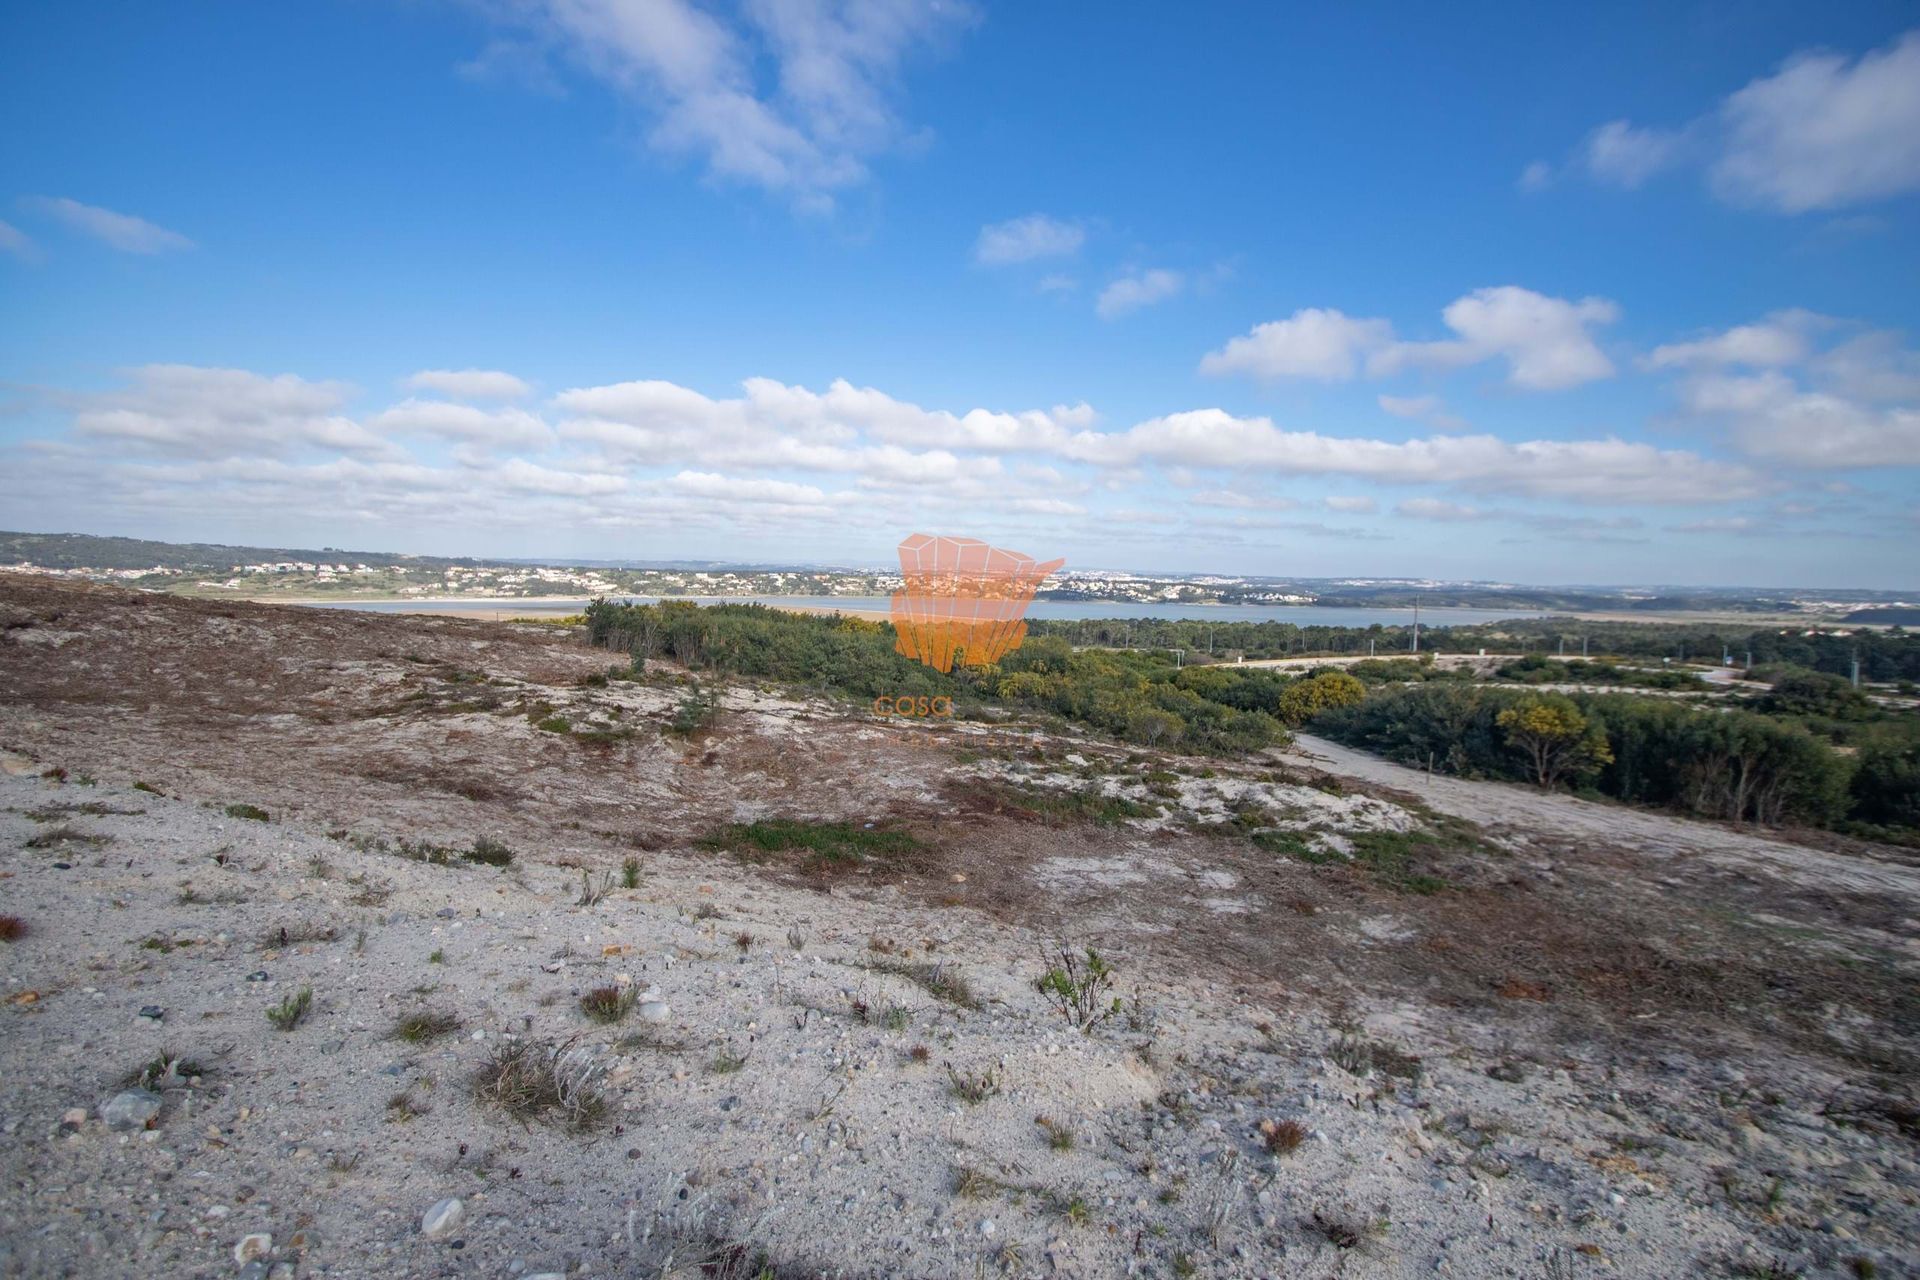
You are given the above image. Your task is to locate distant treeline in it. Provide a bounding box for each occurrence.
[0,530,469,573]
[581,599,1917,839]
[582,599,1368,754]
[1025,616,1920,682]
[1315,683,1918,835]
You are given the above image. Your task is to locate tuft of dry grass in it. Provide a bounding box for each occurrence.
[1308,1209,1388,1251]
[576,870,616,907]
[25,824,111,849]
[579,984,636,1024]
[386,1090,431,1122]
[267,986,313,1031]
[869,958,979,1009]
[1036,1114,1076,1151]
[472,1037,606,1129]
[261,922,339,950]
[125,1051,206,1089]
[464,835,516,867]
[392,1010,464,1043]
[946,1064,1000,1105]
[1259,1117,1308,1155]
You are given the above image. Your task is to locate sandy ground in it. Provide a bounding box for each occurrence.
[1,573,1916,1280]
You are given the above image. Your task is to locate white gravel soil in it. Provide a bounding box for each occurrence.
[4,768,1916,1279]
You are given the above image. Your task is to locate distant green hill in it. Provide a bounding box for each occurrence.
[0,530,468,573]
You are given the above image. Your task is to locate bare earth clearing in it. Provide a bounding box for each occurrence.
[1,574,1915,1279]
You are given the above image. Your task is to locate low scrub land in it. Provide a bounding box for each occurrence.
[1,573,1916,1279]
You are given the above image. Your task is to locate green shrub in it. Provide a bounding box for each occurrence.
[698,819,926,873]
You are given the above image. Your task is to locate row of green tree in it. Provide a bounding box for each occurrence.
[581,601,1369,753]
[1024,616,1920,682]
[1312,683,1918,832]
[582,600,1914,835]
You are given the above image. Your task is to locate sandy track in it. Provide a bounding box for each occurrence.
[1285,733,1920,903]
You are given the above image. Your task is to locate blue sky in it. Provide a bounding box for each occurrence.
[2,2,1917,587]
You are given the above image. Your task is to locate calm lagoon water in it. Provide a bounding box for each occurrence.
[309,594,1540,628]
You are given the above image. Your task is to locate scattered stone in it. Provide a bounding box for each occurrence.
[246,971,270,982]
[99,1090,162,1131]
[234,1232,273,1264]
[421,1197,465,1240]
[435,907,458,919]
[638,1000,671,1023]
[138,1006,165,1021]
[60,1108,86,1127]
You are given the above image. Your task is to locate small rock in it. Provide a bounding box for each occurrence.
[435,907,458,919]
[638,1001,671,1023]
[246,971,270,982]
[61,1108,87,1127]
[234,1232,272,1264]
[99,1090,162,1131]
[979,1218,995,1236]
[237,1265,269,1280]
[421,1197,465,1240]
[138,1006,166,1021]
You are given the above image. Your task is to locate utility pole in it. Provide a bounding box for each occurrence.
[1411,595,1421,654]
[1852,649,1861,689]
[1581,635,1588,659]
[1369,638,1375,657]
[1558,635,1566,657]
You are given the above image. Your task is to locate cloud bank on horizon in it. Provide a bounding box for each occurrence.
[0,3,1916,586]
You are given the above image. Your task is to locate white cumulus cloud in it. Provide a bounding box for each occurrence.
[472,0,972,207]
[1097,268,1184,319]
[1554,29,1920,213]
[1198,309,1392,381]
[1204,287,1617,391]
[403,369,533,400]
[368,399,556,452]
[1582,120,1687,188]
[0,219,33,260]
[22,197,194,253]
[974,214,1084,265]
[71,365,381,457]
[1713,30,1920,212]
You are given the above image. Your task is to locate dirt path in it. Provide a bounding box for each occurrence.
[1284,732,1920,904]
